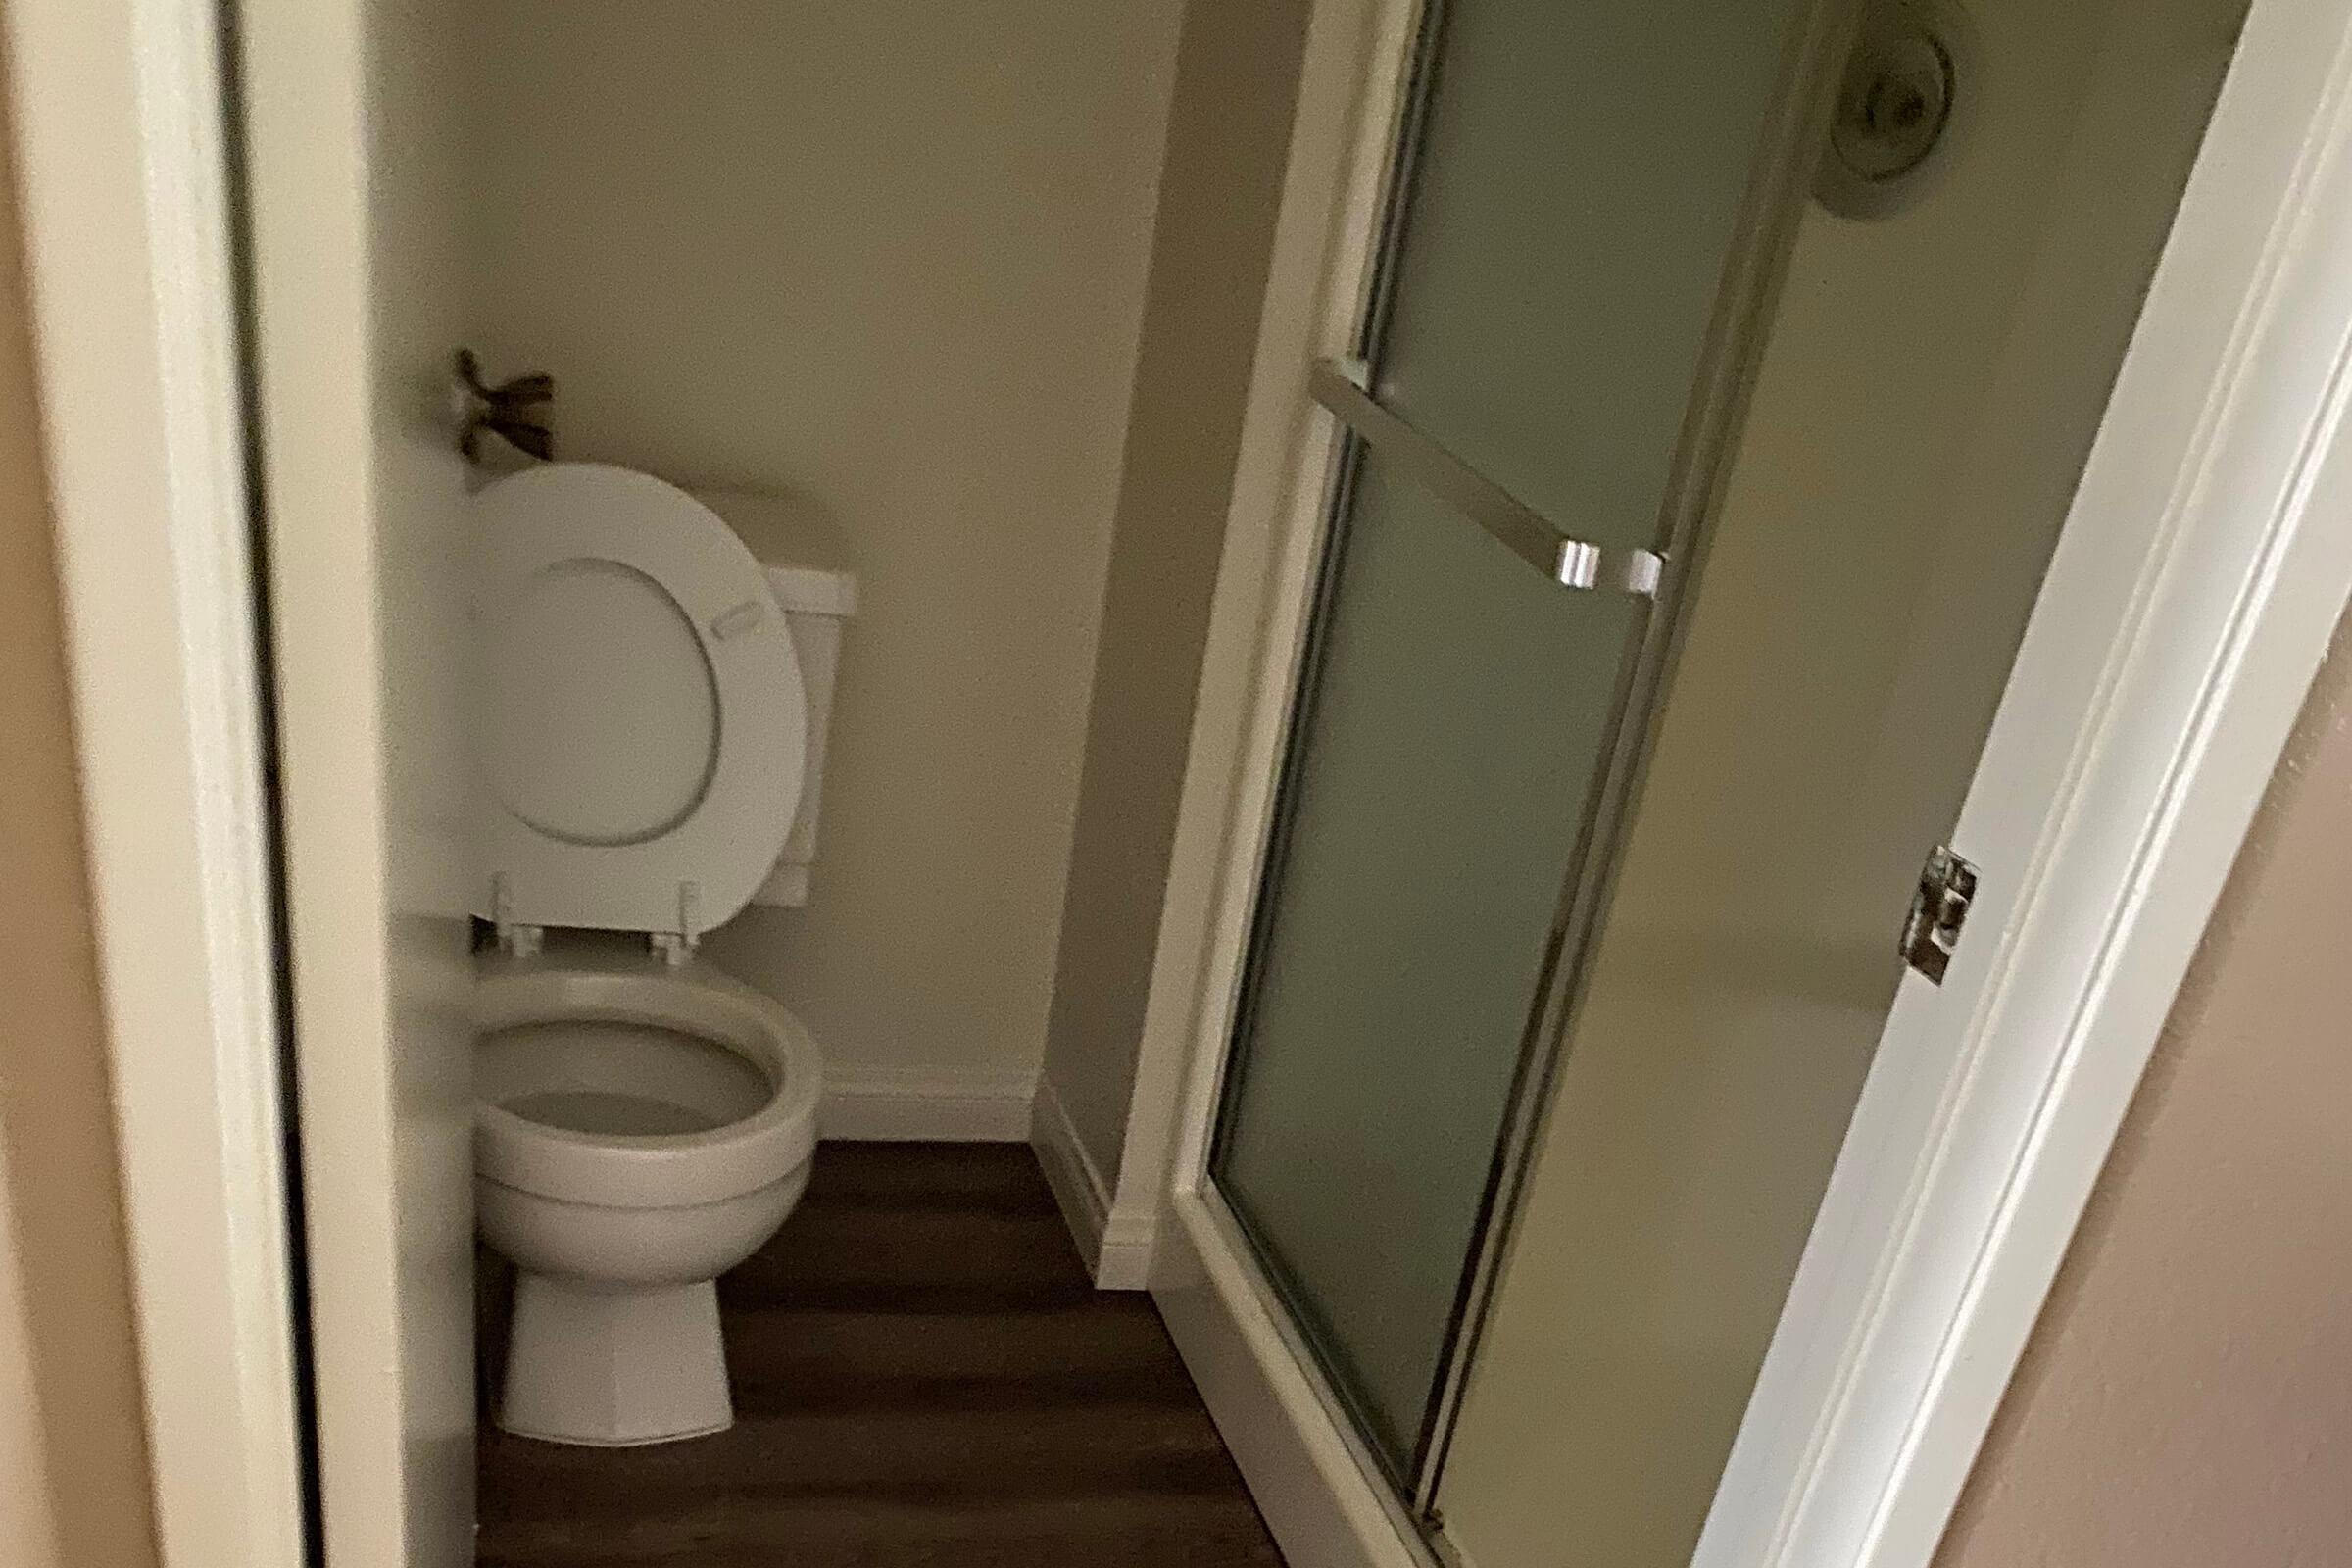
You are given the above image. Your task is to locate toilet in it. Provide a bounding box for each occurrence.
[466,462,852,1446]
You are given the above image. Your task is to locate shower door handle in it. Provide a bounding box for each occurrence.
[1307,359,1665,597]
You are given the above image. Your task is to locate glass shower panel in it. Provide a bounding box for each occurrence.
[1375,0,1809,545]
[1207,0,1823,1494]
[1213,445,1642,1473]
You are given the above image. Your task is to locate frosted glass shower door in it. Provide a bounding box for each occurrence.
[1207,0,1821,1490]
[1211,441,1647,1473]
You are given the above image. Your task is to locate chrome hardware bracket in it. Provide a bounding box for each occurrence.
[1900,843,1978,984]
[490,873,542,958]
[650,881,702,968]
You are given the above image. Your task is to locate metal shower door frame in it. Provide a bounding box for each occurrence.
[1199,0,1861,1523]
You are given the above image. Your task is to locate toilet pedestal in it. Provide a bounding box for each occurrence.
[499,1274,733,1446]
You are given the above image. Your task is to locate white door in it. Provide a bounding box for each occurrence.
[236,1,480,1562]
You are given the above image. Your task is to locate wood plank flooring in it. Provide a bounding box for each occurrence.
[476,1142,1285,1566]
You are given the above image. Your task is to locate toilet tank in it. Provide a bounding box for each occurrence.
[690,487,857,907]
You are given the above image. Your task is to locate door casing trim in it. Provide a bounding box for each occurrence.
[2,1,305,1564]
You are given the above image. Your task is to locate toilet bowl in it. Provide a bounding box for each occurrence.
[465,464,853,1446]
[475,954,822,1446]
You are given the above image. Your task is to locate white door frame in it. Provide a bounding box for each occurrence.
[2,2,307,1567]
[1124,1,2352,1567]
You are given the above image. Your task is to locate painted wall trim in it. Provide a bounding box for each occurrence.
[1032,1074,1158,1287]
[1096,1200,1160,1291]
[1031,1078,1108,1264]
[819,1065,1038,1143]
[0,0,306,1564]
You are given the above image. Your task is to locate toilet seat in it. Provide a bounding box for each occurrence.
[474,958,821,1209]
[470,464,808,939]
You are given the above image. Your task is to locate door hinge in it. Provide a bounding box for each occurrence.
[1900,843,1978,984]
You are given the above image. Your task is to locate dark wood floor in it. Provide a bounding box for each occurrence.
[477,1142,1285,1566]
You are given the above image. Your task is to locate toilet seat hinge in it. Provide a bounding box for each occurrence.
[490,873,543,958]
[650,881,701,968]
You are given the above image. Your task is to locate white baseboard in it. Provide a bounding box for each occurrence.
[1029,1075,1161,1289]
[1152,1191,1430,1568]
[1031,1075,1110,1264]
[819,1064,1036,1142]
[1095,1202,1159,1291]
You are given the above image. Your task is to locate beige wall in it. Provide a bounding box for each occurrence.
[1935,613,2352,1564]
[1040,0,1312,1180]
[0,58,160,1568]
[464,1,1184,1090]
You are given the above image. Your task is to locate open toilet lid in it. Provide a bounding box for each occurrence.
[469,464,808,937]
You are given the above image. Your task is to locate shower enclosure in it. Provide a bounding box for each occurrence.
[1201,0,2246,1555]
[1209,0,1831,1497]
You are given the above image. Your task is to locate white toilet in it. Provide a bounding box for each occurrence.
[466,462,853,1446]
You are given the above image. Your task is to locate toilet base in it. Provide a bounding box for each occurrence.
[499,1273,733,1446]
